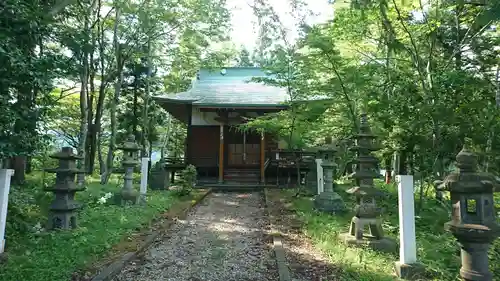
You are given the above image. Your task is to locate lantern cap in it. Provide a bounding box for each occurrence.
[439,139,497,193]
[317,137,337,153]
[118,134,140,151]
[49,147,83,160]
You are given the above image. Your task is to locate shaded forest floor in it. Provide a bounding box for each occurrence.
[0,173,203,281]
[267,182,500,281]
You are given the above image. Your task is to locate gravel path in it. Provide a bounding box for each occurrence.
[266,190,341,281]
[113,192,278,281]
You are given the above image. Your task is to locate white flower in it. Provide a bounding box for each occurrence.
[32,222,45,234]
[104,192,113,199]
[98,197,107,204]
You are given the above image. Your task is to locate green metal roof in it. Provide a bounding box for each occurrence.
[154,67,333,123]
[154,67,291,107]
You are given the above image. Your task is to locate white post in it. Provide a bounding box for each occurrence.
[397,175,417,264]
[140,157,149,198]
[0,169,14,254]
[315,158,323,195]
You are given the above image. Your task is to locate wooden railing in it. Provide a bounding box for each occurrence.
[265,149,317,171]
[163,156,219,168]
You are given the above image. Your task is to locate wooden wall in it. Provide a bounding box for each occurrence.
[187,125,279,168]
[188,126,219,167]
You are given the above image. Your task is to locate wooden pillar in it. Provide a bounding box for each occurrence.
[260,132,265,184]
[218,124,224,183]
[185,104,193,164]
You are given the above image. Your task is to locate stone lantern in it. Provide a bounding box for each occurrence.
[436,141,499,281]
[118,134,141,204]
[340,113,397,253]
[313,137,345,214]
[44,147,86,230]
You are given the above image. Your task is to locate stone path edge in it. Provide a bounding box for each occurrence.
[90,188,212,281]
[263,189,292,281]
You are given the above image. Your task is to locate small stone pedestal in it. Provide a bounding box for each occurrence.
[44,147,86,230]
[394,262,426,280]
[340,113,397,253]
[314,138,345,214]
[436,140,499,281]
[117,135,141,205]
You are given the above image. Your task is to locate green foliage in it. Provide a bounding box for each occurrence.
[245,0,500,178]
[1,173,176,281]
[0,0,65,160]
[172,164,197,197]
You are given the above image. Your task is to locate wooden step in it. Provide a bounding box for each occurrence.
[223,168,260,184]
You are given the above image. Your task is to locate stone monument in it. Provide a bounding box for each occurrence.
[436,140,499,281]
[340,113,397,253]
[313,137,345,214]
[149,159,169,190]
[303,149,318,195]
[118,135,141,204]
[44,147,86,230]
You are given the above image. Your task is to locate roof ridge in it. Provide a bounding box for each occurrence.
[201,66,261,69]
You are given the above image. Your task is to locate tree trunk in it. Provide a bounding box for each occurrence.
[101,4,122,184]
[132,76,139,138]
[89,0,108,175]
[26,156,32,174]
[399,150,408,175]
[86,45,96,174]
[76,6,92,186]
[160,114,172,159]
[10,156,26,184]
[77,62,89,185]
[98,130,105,174]
[141,34,152,155]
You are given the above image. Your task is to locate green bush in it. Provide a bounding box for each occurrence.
[172,164,197,197]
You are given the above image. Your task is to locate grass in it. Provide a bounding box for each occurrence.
[280,180,500,281]
[0,172,189,281]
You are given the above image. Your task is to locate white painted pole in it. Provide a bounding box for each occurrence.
[315,158,323,195]
[396,175,417,265]
[140,157,149,197]
[0,169,14,254]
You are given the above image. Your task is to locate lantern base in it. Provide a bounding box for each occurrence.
[457,241,494,281]
[313,190,346,214]
[340,233,397,253]
[394,261,426,280]
[118,188,139,205]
